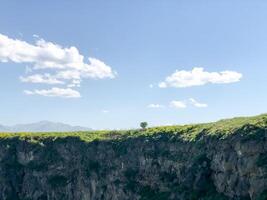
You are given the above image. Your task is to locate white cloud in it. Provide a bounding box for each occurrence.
[0,33,116,97]
[85,58,116,79]
[20,74,64,84]
[159,67,242,88]
[67,79,81,88]
[170,100,187,109]
[102,110,110,113]
[169,98,208,109]
[33,34,39,38]
[147,104,165,108]
[24,87,81,98]
[189,98,208,108]
[55,70,81,80]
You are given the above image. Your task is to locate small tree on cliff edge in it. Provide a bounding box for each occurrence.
[140,122,148,130]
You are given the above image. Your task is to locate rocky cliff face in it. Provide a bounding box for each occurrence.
[0,119,267,200]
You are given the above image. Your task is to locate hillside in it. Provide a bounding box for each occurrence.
[0,121,91,132]
[0,114,267,200]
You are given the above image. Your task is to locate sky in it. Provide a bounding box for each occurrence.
[0,0,267,129]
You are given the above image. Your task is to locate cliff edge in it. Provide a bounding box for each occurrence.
[0,114,267,200]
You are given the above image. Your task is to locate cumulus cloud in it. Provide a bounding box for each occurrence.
[189,98,208,108]
[0,33,116,98]
[24,87,81,98]
[147,104,165,108]
[159,67,242,88]
[169,101,187,109]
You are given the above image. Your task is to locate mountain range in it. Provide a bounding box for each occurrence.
[0,121,92,132]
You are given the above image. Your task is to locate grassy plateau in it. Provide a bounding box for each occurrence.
[0,113,267,143]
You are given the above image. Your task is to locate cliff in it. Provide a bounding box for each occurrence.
[0,114,267,200]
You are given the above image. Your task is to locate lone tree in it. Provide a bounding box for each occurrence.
[140,122,148,130]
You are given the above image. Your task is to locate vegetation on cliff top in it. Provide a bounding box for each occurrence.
[0,113,266,143]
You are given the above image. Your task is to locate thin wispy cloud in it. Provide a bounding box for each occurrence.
[189,98,208,108]
[169,100,187,109]
[0,33,116,98]
[170,98,208,109]
[147,104,165,109]
[20,74,65,85]
[67,79,81,88]
[159,67,242,88]
[150,98,208,109]
[24,87,81,98]
[102,110,110,113]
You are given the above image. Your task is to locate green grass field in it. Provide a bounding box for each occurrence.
[0,113,266,143]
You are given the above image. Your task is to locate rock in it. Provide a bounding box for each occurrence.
[0,120,267,199]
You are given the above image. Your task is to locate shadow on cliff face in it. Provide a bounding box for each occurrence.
[0,124,266,200]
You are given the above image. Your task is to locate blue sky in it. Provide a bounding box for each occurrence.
[0,0,267,129]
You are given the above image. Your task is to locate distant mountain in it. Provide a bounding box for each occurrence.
[0,125,9,132]
[0,121,92,132]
